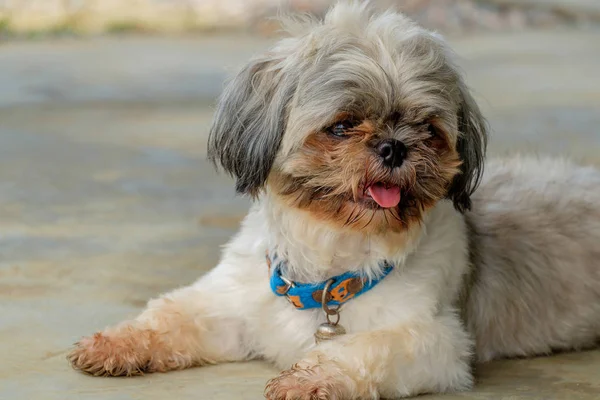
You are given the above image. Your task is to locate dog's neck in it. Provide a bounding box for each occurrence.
[261,192,425,283]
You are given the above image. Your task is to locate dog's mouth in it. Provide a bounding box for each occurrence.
[361,182,401,208]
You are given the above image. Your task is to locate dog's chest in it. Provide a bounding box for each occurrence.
[238,201,469,366]
[249,265,444,368]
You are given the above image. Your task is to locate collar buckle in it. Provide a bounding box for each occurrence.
[278,274,295,296]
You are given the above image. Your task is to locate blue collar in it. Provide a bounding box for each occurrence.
[267,252,394,310]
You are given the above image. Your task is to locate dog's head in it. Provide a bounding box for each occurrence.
[209,2,487,233]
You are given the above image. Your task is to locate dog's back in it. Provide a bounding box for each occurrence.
[464,156,600,362]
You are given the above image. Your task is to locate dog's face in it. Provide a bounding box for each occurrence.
[209,3,487,234]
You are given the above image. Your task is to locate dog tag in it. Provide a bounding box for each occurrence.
[315,279,347,344]
[314,322,346,344]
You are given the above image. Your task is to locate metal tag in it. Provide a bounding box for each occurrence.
[314,322,346,344]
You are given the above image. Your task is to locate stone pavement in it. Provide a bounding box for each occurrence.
[1,30,600,399]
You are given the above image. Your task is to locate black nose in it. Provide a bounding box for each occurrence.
[376,139,407,168]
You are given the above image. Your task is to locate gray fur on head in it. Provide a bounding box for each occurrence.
[208,50,299,196]
[208,1,487,212]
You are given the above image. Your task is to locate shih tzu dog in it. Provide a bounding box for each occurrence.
[68,2,600,398]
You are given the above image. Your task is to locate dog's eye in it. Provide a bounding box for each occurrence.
[427,124,439,138]
[328,120,355,137]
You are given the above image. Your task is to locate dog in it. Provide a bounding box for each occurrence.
[68,2,600,398]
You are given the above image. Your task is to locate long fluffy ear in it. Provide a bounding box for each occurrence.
[208,53,297,196]
[447,79,488,212]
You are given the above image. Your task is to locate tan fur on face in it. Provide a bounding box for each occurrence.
[271,116,461,234]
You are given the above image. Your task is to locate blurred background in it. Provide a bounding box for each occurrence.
[1,0,599,35]
[1,1,599,399]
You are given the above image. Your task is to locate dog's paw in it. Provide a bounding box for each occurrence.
[67,323,187,376]
[264,360,356,400]
[68,326,155,376]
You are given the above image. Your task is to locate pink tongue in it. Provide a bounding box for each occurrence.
[368,184,401,208]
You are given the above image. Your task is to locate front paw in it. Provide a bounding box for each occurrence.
[264,359,357,400]
[68,326,156,376]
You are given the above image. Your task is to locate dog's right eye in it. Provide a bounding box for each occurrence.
[328,120,355,137]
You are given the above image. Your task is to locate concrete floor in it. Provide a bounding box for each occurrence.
[1,30,600,399]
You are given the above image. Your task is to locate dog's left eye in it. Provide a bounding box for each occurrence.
[427,124,439,138]
[328,120,355,137]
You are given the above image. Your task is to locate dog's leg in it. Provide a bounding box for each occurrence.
[264,309,473,400]
[68,264,252,376]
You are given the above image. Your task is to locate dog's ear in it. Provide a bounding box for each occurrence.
[208,53,297,196]
[447,79,488,212]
